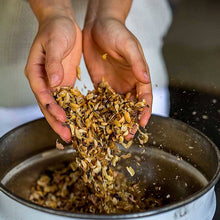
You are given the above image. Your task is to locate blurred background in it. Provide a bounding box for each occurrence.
[165,0,220,218]
[0,0,219,217]
[165,0,219,151]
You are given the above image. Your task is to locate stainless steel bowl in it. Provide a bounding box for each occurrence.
[0,115,219,220]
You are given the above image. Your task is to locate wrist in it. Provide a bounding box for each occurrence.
[85,0,132,27]
[29,0,75,24]
[96,1,132,24]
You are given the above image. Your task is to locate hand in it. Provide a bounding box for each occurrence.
[25,8,82,142]
[83,17,152,139]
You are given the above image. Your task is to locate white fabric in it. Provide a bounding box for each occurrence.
[0,105,43,137]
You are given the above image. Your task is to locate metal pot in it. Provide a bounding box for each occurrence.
[0,115,219,220]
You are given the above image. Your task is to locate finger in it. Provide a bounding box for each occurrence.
[27,66,66,122]
[136,82,152,127]
[25,60,66,122]
[60,49,78,87]
[39,103,72,143]
[118,36,150,84]
[125,124,138,141]
[44,38,67,88]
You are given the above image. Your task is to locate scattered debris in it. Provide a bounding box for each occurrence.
[101,53,108,60]
[76,66,81,80]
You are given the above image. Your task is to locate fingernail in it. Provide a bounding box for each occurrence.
[62,122,70,128]
[66,138,72,143]
[138,113,142,120]
[61,135,72,143]
[62,122,67,127]
[129,125,137,136]
[50,74,60,87]
[144,72,150,82]
[55,116,65,122]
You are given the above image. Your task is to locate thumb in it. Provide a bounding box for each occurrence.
[44,38,66,88]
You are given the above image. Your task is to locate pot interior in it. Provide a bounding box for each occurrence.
[1,145,208,206]
[0,115,219,214]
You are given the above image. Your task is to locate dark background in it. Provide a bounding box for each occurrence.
[164,0,220,218]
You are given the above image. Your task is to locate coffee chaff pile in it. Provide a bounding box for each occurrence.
[29,81,159,214]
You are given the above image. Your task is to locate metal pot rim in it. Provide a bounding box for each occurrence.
[0,117,220,219]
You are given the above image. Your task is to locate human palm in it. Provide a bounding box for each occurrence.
[25,16,82,142]
[83,18,152,134]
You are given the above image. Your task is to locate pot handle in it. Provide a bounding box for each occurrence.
[0,183,3,192]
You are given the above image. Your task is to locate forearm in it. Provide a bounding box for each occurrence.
[28,0,75,24]
[85,0,132,25]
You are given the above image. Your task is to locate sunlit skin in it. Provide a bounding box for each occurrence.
[26,0,152,142]
[26,1,81,142]
[83,16,152,139]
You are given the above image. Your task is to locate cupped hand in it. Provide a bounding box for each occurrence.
[83,17,152,139]
[25,13,82,142]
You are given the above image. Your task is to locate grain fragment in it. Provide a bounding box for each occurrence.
[30,80,152,214]
[101,53,108,60]
[126,166,135,176]
[56,139,64,150]
[76,66,81,80]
